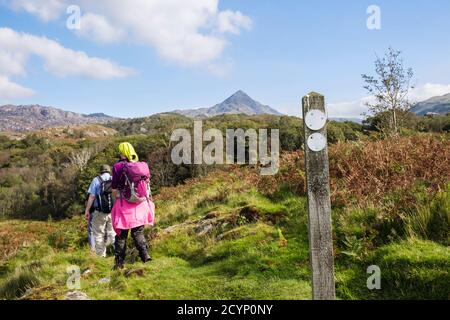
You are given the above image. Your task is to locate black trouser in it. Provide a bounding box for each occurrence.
[114,226,149,264]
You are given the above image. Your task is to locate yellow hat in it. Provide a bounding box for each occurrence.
[118,142,139,163]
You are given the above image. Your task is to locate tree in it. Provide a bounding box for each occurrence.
[362,47,415,136]
[68,148,94,172]
[68,144,106,173]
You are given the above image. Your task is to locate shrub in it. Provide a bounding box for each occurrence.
[66,203,84,219]
[329,134,450,205]
[244,134,450,208]
[0,173,23,188]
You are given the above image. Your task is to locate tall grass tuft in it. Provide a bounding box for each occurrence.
[406,185,450,245]
[0,271,40,299]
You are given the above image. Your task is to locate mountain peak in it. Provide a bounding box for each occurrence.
[223,90,255,105]
[174,91,283,118]
[231,90,249,97]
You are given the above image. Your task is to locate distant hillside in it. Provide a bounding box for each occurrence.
[107,112,192,136]
[174,90,283,118]
[411,93,450,115]
[0,124,117,141]
[330,117,363,124]
[0,105,119,132]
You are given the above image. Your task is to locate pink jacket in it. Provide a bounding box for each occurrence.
[111,160,155,234]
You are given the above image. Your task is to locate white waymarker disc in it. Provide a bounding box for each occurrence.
[305,110,327,131]
[307,133,327,152]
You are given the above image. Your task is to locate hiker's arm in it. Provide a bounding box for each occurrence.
[112,189,119,199]
[84,194,95,221]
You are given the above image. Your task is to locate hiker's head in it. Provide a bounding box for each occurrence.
[118,142,139,163]
[99,164,111,174]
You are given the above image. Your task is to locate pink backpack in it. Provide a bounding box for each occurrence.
[120,161,152,203]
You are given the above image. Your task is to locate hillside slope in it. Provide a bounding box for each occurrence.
[411,93,450,115]
[0,134,449,300]
[0,105,119,132]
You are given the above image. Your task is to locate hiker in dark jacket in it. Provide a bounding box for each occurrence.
[85,164,115,257]
[111,142,155,270]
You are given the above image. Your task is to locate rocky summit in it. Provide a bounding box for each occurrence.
[174,90,283,118]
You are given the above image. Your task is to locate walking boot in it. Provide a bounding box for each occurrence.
[113,257,125,270]
[141,252,152,263]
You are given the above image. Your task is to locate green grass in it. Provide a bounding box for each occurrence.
[373,239,450,299]
[336,239,450,300]
[0,223,312,300]
[1,174,449,300]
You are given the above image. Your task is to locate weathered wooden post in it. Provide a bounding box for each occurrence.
[302,92,335,300]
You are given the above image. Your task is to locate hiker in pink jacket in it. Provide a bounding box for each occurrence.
[111,142,155,270]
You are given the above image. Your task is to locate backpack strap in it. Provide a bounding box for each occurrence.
[116,159,128,206]
[119,168,127,206]
[94,175,104,211]
[145,164,153,205]
[97,175,104,201]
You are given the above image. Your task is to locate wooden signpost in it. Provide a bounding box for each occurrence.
[302,92,336,300]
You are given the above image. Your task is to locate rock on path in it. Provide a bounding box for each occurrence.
[65,291,90,300]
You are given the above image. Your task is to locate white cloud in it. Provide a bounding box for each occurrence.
[75,13,126,44]
[327,96,373,119]
[8,0,65,22]
[3,0,252,67]
[0,48,28,77]
[0,76,35,99]
[408,83,450,102]
[217,10,252,35]
[0,27,134,99]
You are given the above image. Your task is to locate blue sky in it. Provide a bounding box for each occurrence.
[1,0,450,118]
